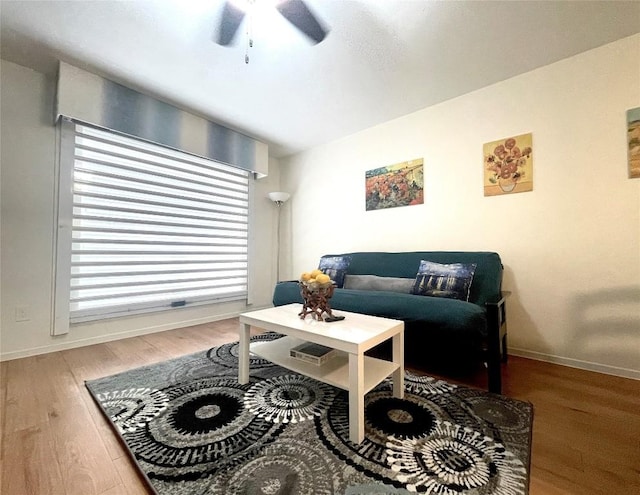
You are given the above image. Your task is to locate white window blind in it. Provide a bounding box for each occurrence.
[63,122,249,323]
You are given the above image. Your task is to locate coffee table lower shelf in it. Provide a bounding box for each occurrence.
[250,336,399,394]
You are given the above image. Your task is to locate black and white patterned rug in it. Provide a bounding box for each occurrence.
[86,333,533,494]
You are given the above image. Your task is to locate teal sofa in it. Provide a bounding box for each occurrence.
[272,251,508,393]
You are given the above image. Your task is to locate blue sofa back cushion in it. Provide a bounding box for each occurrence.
[411,260,477,301]
[322,251,502,306]
[318,255,352,288]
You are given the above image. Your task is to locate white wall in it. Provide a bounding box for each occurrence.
[0,60,281,360]
[281,35,640,378]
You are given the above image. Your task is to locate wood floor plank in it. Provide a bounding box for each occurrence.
[530,431,585,482]
[61,342,123,382]
[112,454,153,495]
[44,355,121,495]
[580,451,640,494]
[99,484,131,495]
[3,357,51,433]
[1,425,65,495]
[47,392,122,495]
[140,321,234,357]
[528,470,605,495]
[105,335,173,367]
[0,360,7,424]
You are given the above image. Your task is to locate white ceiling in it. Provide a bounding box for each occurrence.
[1,0,639,157]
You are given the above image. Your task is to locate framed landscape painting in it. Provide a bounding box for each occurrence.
[628,107,640,179]
[484,133,533,196]
[365,158,424,211]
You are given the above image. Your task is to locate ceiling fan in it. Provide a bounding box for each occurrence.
[215,0,329,47]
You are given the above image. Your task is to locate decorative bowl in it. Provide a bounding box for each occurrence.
[298,281,335,320]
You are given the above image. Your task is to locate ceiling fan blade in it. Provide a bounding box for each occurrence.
[276,0,328,44]
[217,1,246,46]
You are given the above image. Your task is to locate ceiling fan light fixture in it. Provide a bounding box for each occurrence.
[216,0,329,53]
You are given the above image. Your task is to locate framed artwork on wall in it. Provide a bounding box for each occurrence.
[483,133,533,196]
[628,107,640,179]
[365,158,424,211]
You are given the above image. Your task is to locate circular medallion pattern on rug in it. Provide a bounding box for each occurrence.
[96,387,168,434]
[317,388,445,476]
[124,377,284,481]
[457,388,532,437]
[317,385,526,494]
[244,374,336,424]
[386,421,527,494]
[404,372,458,395]
[207,434,339,494]
[401,375,489,435]
[344,483,413,494]
[208,333,280,370]
[167,355,223,384]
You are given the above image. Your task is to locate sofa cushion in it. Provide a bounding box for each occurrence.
[272,282,487,339]
[318,255,352,288]
[343,274,413,293]
[411,260,477,301]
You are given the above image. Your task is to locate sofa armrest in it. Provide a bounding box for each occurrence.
[485,291,510,393]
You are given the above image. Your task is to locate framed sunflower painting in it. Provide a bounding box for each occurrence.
[483,133,533,196]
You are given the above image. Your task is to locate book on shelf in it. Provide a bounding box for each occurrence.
[289,342,337,366]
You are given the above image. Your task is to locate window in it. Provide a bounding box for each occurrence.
[55,120,250,326]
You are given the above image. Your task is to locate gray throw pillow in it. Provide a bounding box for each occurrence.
[343,275,414,293]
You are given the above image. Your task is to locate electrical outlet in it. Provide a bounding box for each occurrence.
[15,305,30,322]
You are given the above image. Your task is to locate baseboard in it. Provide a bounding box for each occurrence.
[509,347,640,380]
[0,306,269,362]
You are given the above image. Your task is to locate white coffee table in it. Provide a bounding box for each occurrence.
[238,303,404,443]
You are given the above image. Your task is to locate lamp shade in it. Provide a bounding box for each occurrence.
[268,191,291,203]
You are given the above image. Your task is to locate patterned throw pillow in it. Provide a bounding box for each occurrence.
[318,255,352,288]
[411,260,477,301]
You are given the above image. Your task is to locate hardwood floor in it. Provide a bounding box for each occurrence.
[1,318,638,494]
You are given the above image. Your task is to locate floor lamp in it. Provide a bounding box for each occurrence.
[268,191,290,282]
